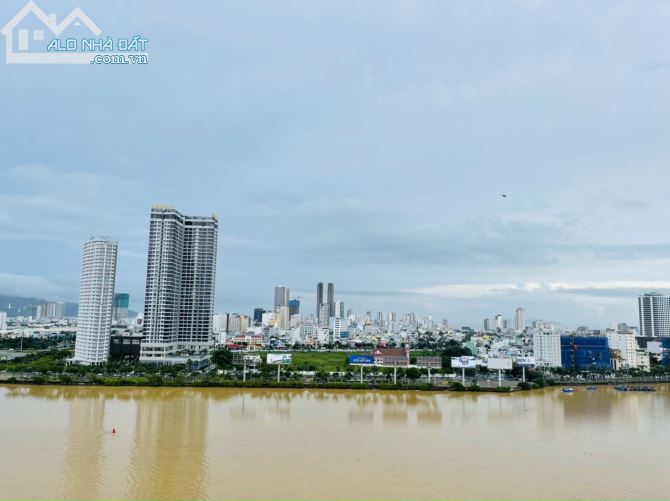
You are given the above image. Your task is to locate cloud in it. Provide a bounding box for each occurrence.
[1,1,670,325]
[0,164,144,245]
[0,272,68,299]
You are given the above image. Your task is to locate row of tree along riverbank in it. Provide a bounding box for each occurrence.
[1,372,560,392]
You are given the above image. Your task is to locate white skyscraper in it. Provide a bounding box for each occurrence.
[638,292,670,337]
[0,311,7,330]
[72,237,118,365]
[276,305,290,330]
[141,206,218,362]
[515,307,526,331]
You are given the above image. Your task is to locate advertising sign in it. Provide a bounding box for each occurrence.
[451,356,477,369]
[267,353,292,365]
[487,358,513,370]
[417,356,442,368]
[348,355,375,365]
[515,356,536,368]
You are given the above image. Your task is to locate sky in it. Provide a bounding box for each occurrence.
[1,0,670,328]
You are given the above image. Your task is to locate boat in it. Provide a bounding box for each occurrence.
[561,387,575,393]
[587,386,597,391]
[615,385,657,392]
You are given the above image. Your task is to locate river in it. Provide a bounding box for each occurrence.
[1,385,668,500]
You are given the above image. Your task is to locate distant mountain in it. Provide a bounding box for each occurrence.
[0,294,78,317]
[0,294,137,318]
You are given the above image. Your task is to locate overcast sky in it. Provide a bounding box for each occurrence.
[1,0,670,327]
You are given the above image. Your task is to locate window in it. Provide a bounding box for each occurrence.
[33,29,44,41]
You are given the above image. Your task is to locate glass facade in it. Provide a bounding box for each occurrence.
[288,299,300,316]
[560,335,610,370]
[662,338,670,366]
[113,293,129,309]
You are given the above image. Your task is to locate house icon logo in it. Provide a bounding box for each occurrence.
[1,0,101,64]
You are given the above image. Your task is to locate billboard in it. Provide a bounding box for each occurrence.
[382,355,409,367]
[267,353,292,365]
[417,356,442,368]
[515,356,536,368]
[451,356,477,369]
[487,358,513,370]
[348,355,375,365]
[233,352,262,365]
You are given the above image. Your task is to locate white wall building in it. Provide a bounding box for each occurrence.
[638,292,670,337]
[0,311,6,330]
[329,317,349,342]
[607,329,639,369]
[141,206,218,362]
[276,305,290,330]
[72,237,118,365]
[532,329,562,367]
[319,304,330,328]
[515,307,525,331]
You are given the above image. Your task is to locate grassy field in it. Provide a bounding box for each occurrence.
[256,350,441,372]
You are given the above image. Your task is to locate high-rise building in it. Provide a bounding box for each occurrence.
[607,328,639,369]
[334,300,344,319]
[112,293,130,323]
[253,308,266,325]
[72,237,118,365]
[274,286,289,309]
[316,282,323,320]
[34,304,45,322]
[329,317,349,342]
[46,301,65,320]
[141,206,218,362]
[638,292,670,337]
[560,335,610,370]
[515,307,525,331]
[276,305,290,330]
[532,329,561,367]
[288,299,300,316]
[319,304,330,328]
[0,311,6,330]
[327,282,335,317]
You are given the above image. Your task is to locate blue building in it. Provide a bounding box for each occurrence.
[288,299,300,316]
[560,335,611,370]
[253,308,266,324]
[662,338,670,366]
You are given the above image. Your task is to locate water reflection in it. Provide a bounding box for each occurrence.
[124,389,210,500]
[61,392,106,500]
[1,385,669,500]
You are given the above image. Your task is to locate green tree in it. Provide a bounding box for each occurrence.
[441,341,473,369]
[211,348,234,369]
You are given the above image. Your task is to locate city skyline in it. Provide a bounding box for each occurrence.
[1,1,670,326]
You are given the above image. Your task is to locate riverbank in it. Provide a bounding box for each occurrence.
[0,375,522,392]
